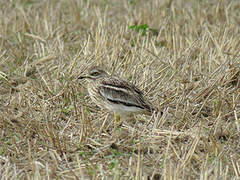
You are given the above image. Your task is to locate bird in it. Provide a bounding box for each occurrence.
[78,66,156,125]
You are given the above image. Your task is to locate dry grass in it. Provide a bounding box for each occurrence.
[1,0,240,179]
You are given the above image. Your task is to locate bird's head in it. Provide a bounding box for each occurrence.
[78,66,109,81]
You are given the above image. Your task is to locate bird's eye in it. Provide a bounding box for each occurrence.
[91,72,99,76]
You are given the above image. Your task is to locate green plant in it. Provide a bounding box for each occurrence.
[129,24,157,36]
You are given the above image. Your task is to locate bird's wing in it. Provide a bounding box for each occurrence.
[98,77,151,111]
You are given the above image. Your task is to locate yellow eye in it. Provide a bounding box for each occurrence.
[91,72,99,76]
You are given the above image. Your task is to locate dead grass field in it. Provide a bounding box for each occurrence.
[1,0,240,179]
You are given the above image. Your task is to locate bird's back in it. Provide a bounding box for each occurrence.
[96,76,154,114]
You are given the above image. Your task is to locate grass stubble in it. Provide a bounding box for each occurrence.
[0,0,240,179]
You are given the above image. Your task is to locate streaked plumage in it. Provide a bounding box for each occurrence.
[79,66,155,121]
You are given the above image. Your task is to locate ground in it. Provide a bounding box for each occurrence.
[0,0,240,179]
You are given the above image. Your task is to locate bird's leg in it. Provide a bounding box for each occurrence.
[114,112,121,129]
[114,113,120,123]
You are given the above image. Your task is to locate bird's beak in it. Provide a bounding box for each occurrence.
[78,73,94,80]
[78,75,89,79]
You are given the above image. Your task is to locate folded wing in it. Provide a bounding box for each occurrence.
[98,77,152,111]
